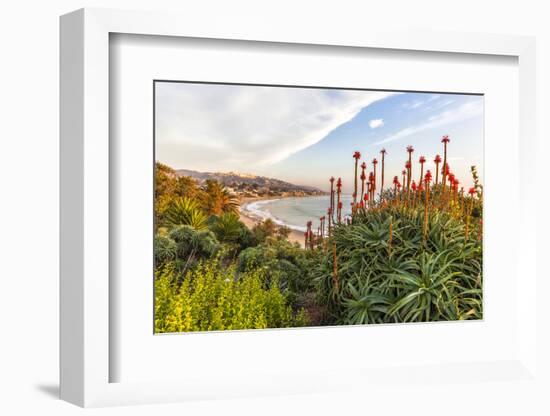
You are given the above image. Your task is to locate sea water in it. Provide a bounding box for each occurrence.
[242,195,354,232]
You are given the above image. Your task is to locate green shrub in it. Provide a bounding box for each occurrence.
[237,238,316,308]
[208,213,256,254]
[163,197,208,230]
[154,259,307,332]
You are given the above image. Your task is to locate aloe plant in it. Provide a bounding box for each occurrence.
[313,205,482,324]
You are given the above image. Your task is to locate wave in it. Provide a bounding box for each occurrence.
[241,199,308,232]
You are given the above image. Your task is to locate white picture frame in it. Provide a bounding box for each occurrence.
[60,7,539,408]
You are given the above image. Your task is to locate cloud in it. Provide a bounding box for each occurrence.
[373,99,483,146]
[402,99,424,109]
[156,83,394,171]
[369,119,384,129]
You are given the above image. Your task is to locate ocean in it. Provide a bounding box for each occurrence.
[241,195,354,232]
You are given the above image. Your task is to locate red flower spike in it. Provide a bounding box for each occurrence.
[424,170,432,183]
[363,193,368,201]
[405,161,411,169]
[434,155,442,163]
[441,135,450,144]
[353,151,361,160]
[406,145,415,154]
[468,187,476,196]
[360,171,366,180]
[411,181,417,191]
[372,158,378,165]
[338,202,343,209]
[419,156,426,164]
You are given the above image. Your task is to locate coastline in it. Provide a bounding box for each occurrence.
[238,196,305,248]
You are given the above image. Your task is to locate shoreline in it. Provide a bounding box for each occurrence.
[238,196,306,247]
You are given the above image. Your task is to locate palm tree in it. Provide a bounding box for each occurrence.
[202,179,239,216]
[353,151,361,204]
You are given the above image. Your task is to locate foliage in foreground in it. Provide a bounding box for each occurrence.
[314,205,482,325]
[155,259,308,333]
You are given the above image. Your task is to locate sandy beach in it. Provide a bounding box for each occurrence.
[239,198,305,247]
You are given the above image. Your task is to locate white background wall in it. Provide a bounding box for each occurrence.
[0,1,548,414]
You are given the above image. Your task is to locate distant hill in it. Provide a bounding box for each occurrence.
[176,169,325,198]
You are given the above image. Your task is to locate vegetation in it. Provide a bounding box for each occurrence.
[154,163,313,332]
[305,136,483,325]
[154,134,483,332]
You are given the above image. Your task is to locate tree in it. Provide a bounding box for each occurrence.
[201,179,239,216]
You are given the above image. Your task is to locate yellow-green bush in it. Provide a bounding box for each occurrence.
[155,259,307,332]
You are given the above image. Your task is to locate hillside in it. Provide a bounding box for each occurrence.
[175,169,325,198]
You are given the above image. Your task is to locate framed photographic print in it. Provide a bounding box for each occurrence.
[60,8,540,408]
[153,81,484,333]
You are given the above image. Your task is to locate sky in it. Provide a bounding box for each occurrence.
[155,82,483,192]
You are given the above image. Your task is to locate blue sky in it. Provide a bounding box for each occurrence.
[156,83,483,192]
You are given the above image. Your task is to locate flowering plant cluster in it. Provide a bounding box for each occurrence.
[304,136,483,324]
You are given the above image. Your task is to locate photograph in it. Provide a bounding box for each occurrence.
[153,82,484,333]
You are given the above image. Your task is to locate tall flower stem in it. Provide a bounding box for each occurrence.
[466,187,476,240]
[329,177,335,222]
[434,155,441,185]
[353,151,361,204]
[441,135,450,191]
[336,178,342,223]
[327,208,332,237]
[360,162,366,202]
[423,170,432,240]
[372,158,378,201]
[406,145,414,194]
[380,148,386,199]
[418,156,426,186]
